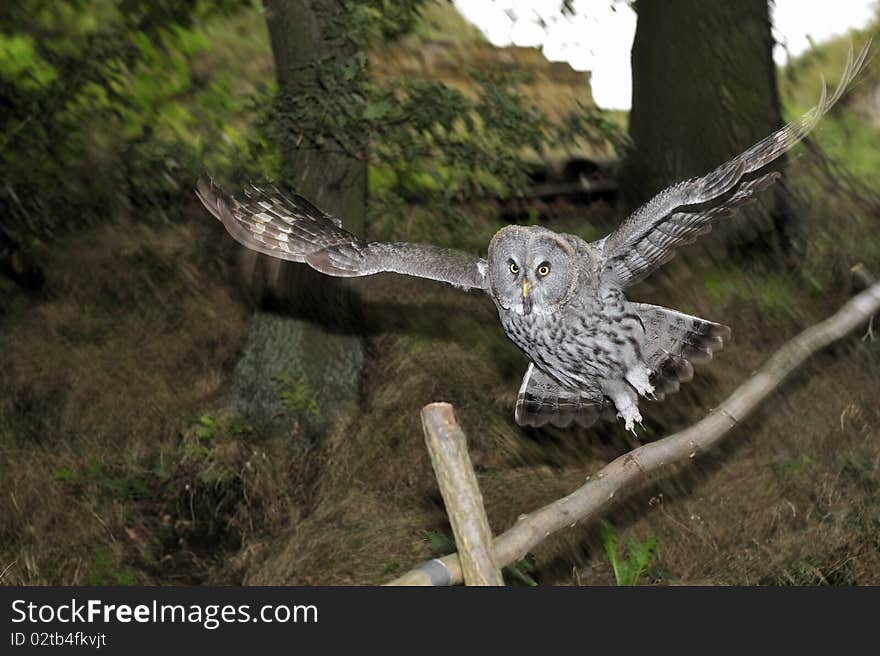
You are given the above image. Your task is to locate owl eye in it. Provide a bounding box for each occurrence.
[537,263,551,277]
[508,262,520,275]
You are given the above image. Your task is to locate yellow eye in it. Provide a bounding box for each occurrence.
[509,262,520,274]
[537,263,551,277]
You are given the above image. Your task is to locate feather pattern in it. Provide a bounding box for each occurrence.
[196,179,487,290]
[515,363,611,428]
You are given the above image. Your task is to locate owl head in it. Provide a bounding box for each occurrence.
[487,226,579,316]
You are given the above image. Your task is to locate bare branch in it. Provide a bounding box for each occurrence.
[387,276,880,586]
[417,403,503,586]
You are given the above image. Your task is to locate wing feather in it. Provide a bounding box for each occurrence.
[599,41,869,288]
[196,180,488,291]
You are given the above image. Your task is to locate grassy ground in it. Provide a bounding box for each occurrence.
[1,8,879,586]
[0,198,252,583]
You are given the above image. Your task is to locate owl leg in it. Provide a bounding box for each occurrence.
[605,381,643,434]
[625,364,656,400]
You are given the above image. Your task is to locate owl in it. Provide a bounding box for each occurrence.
[197,45,866,432]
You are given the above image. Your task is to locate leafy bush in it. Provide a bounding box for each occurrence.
[263,63,626,234]
[2,0,626,259]
[0,0,262,254]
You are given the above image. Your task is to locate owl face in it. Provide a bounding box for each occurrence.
[487,226,578,316]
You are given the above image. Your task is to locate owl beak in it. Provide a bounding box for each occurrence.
[521,278,533,315]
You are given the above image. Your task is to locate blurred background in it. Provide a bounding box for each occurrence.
[1,0,878,586]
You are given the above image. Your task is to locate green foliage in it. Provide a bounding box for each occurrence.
[423,529,455,553]
[772,454,817,478]
[0,0,266,252]
[86,547,139,586]
[266,67,625,221]
[54,460,150,502]
[2,0,625,258]
[183,413,254,485]
[257,0,627,238]
[601,521,658,586]
[0,34,58,88]
[345,0,431,46]
[800,110,880,185]
[503,553,539,586]
[273,374,320,417]
[194,413,252,441]
[840,455,880,495]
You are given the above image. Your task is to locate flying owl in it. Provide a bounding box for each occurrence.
[197,45,866,432]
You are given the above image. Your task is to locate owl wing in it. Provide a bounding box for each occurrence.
[597,41,869,289]
[196,179,488,291]
[515,363,613,428]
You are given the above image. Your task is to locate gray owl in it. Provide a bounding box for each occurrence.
[197,45,866,432]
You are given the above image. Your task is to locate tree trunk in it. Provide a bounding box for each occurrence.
[231,0,366,441]
[622,0,799,261]
[265,0,367,225]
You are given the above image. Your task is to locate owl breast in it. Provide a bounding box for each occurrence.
[498,286,644,393]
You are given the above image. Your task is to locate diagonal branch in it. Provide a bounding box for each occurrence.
[387,273,880,586]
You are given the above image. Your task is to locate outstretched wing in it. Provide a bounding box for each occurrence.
[598,41,869,288]
[196,179,488,291]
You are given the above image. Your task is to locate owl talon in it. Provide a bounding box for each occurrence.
[618,407,643,434]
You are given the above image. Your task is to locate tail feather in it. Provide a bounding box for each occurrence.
[515,363,611,428]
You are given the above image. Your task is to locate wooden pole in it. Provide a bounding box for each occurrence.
[418,403,504,586]
[387,276,880,586]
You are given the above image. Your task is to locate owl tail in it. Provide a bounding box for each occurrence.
[515,363,615,429]
[633,303,731,401]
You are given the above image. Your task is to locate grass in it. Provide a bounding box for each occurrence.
[0,209,257,584]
